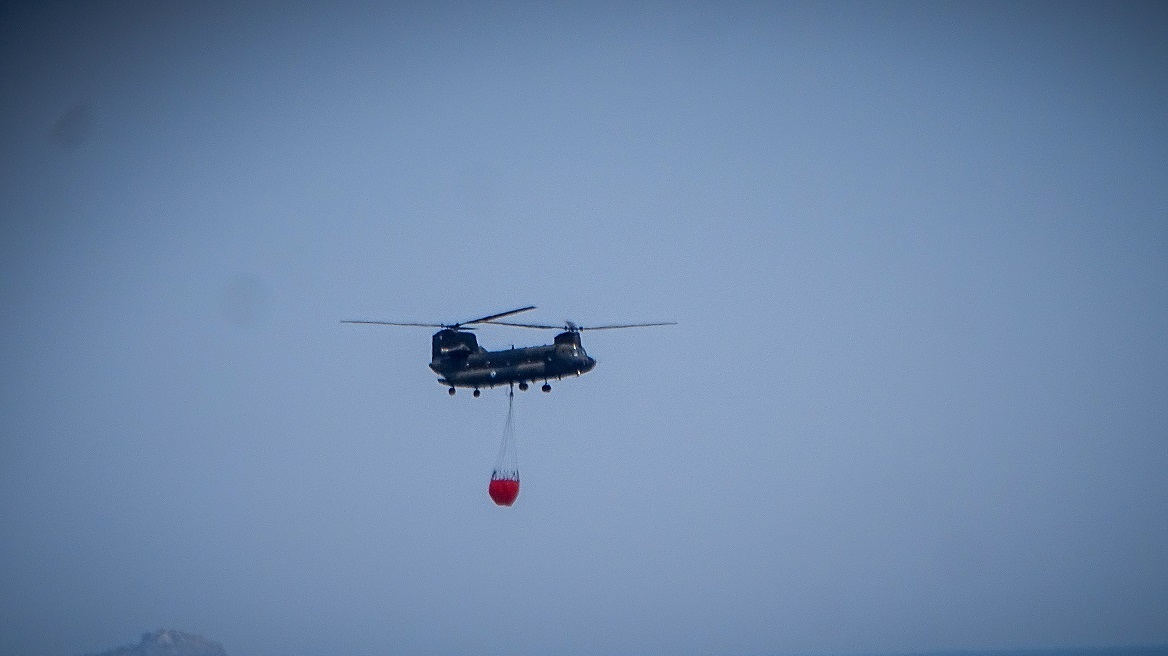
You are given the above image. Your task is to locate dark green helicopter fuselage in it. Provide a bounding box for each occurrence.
[428,328,595,391]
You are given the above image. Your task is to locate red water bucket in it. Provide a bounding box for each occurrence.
[488,476,520,506]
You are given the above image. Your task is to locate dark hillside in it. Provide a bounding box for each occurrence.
[85,630,226,656]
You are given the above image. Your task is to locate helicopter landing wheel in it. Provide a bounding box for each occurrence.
[542,383,551,393]
[473,389,481,398]
[518,382,529,391]
[448,387,456,396]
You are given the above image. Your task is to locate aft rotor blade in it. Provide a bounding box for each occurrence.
[463,306,537,326]
[575,322,677,330]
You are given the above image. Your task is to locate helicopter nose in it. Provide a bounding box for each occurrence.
[584,356,596,372]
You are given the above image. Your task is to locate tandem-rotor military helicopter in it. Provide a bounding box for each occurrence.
[343,306,674,396]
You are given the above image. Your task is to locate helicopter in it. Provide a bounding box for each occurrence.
[342,306,674,396]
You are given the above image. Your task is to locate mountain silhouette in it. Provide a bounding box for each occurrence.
[85,630,227,656]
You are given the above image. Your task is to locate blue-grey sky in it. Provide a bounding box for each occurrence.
[2,3,1167,656]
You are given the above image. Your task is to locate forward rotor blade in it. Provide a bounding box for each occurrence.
[341,307,535,329]
[463,306,537,325]
[482,321,564,330]
[484,320,677,331]
[341,320,451,328]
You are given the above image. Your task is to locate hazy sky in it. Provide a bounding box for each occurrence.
[2,3,1167,656]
